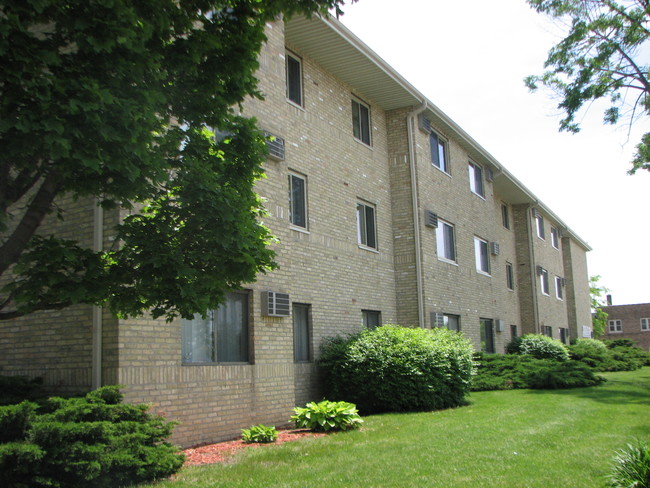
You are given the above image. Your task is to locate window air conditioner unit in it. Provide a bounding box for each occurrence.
[418,114,432,134]
[536,265,545,276]
[261,291,290,317]
[495,319,505,332]
[424,210,438,228]
[264,131,285,161]
[531,208,539,218]
[489,241,500,255]
[485,167,494,182]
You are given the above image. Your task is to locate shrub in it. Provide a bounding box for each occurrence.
[241,424,278,443]
[0,385,184,488]
[0,376,45,406]
[569,339,610,370]
[291,400,362,432]
[517,334,570,361]
[608,440,650,488]
[319,325,475,414]
[471,354,606,391]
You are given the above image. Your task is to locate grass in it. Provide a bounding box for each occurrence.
[143,368,650,488]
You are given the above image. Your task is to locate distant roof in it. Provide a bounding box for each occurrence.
[285,14,591,251]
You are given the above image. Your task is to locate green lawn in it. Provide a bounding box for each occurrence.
[144,368,650,488]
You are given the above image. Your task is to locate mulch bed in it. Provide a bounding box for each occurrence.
[183,429,326,466]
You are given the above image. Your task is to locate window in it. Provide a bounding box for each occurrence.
[351,98,371,145]
[542,325,553,338]
[535,213,545,239]
[286,51,303,106]
[551,226,560,249]
[559,327,570,344]
[436,219,456,263]
[510,324,518,339]
[363,310,382,329]
[474,237,490,275]
[506,262,515,290]
[555,276,564,300]
[288,172,308,229]
[539,267,550,295]
[468,161,484,197]
[357,201,377,249]
[443,314,460,332]
[501,203,510,229]
[641,318,650,331]
[181,292,249,363]
[608,320,622,333]
[480,318,495,353]
[430,132,449,173]
[293,303,311,362]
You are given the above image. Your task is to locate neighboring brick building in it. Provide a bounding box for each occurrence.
[0,14,593,447]
[601,302,650,351]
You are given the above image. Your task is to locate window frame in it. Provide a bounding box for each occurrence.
[501,203,510,230]
[430,131,449,174]
[506,262,515,290]
[550,226,560,249]
[362,309,382,329]
[288,171,308,230]
[559,327,570,344]
[285,50,303,107]
[542,325,553,338]
[293,303,312,363]
[510,324,518,339]
[443,313,461,332]
[540,268,550,295]
[555,276,564,300]
[351,97,371,146]
[436,219,457,263]
[641,318,650,331]
[480,318,495,353]
[535,213,546,240]
[181,291,250,365]
[608,319,622,333]
[356,200,378,250]
[468,161,485,198]
[474,236,491,276]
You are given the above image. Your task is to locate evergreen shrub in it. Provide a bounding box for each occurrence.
[0,385,184,488]
[568,338,610,370]
[319,325,475,413]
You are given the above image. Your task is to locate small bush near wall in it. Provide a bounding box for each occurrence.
[507,334,570,361]
[472,354,606,391]
[0,385,184,488]
[0,376,45,406]
[569,339,650,371]
[291,400,362,432]
[319,325,475,414]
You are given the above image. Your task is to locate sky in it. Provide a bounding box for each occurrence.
[338,0,650,306]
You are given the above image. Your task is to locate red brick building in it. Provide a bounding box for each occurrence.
[601,302,650,350]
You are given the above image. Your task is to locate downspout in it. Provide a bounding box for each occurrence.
[407,100,428,328]
[91,200,103,389]
[528,203,541,334]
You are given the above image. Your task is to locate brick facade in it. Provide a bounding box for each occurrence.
[0,15,592,447]
[601,303,650,350]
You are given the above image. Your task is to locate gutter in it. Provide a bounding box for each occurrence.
[407,100,429,328]
[91,200,103,389]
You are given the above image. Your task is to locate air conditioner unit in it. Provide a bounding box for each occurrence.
[536,265,545,276]
[264,131,285,161]
[489,241,500,256]
[424,210,438,228]
[531,208,539,218]
[485,167,494,182]
[495,319,505,332]
[261,291,290,317]
[418,114,432,134]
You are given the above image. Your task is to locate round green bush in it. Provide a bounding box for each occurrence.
[516,334,570,361]
[319,325,475,414]
[569,339,610,369]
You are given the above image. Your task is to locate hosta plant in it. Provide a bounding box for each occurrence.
[241,424,277,444]
[291,400,363,432]
[608,440,650,488]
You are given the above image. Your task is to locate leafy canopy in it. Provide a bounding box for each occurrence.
[0,0,350,321]
[525,0,650,173]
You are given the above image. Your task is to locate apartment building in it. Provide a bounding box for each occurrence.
[0,14,592,447]
[601,301,650,350]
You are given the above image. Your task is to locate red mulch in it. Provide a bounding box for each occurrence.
[182,429,326,466]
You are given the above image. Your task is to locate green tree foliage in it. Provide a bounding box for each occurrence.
[590,275,609,338]
[525,0,650,173]
[0,0,351,321]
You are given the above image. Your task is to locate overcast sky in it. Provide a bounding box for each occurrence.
[339,0,650,305]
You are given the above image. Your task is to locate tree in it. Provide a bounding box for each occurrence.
[525,0,650,173]
[0,0,350,321]
[590,275,609,338]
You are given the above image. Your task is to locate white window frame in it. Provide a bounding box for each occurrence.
[436,219,456,263]
[506,262,515,290]
[641,318,650,331]
[608,319,622,333]
[288,171,308,230]
[286,50,303,107]
[474,236,490,276]
[536,213,545,240]
[551,226,560,249]
[555,276,564,300]
[468,161,485,198]
[540,268,550,295]
[362,309,382,329]
[501,203,510,230]
[351,97,371,146]
[357,200,377,250]
[430,131,449,174]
